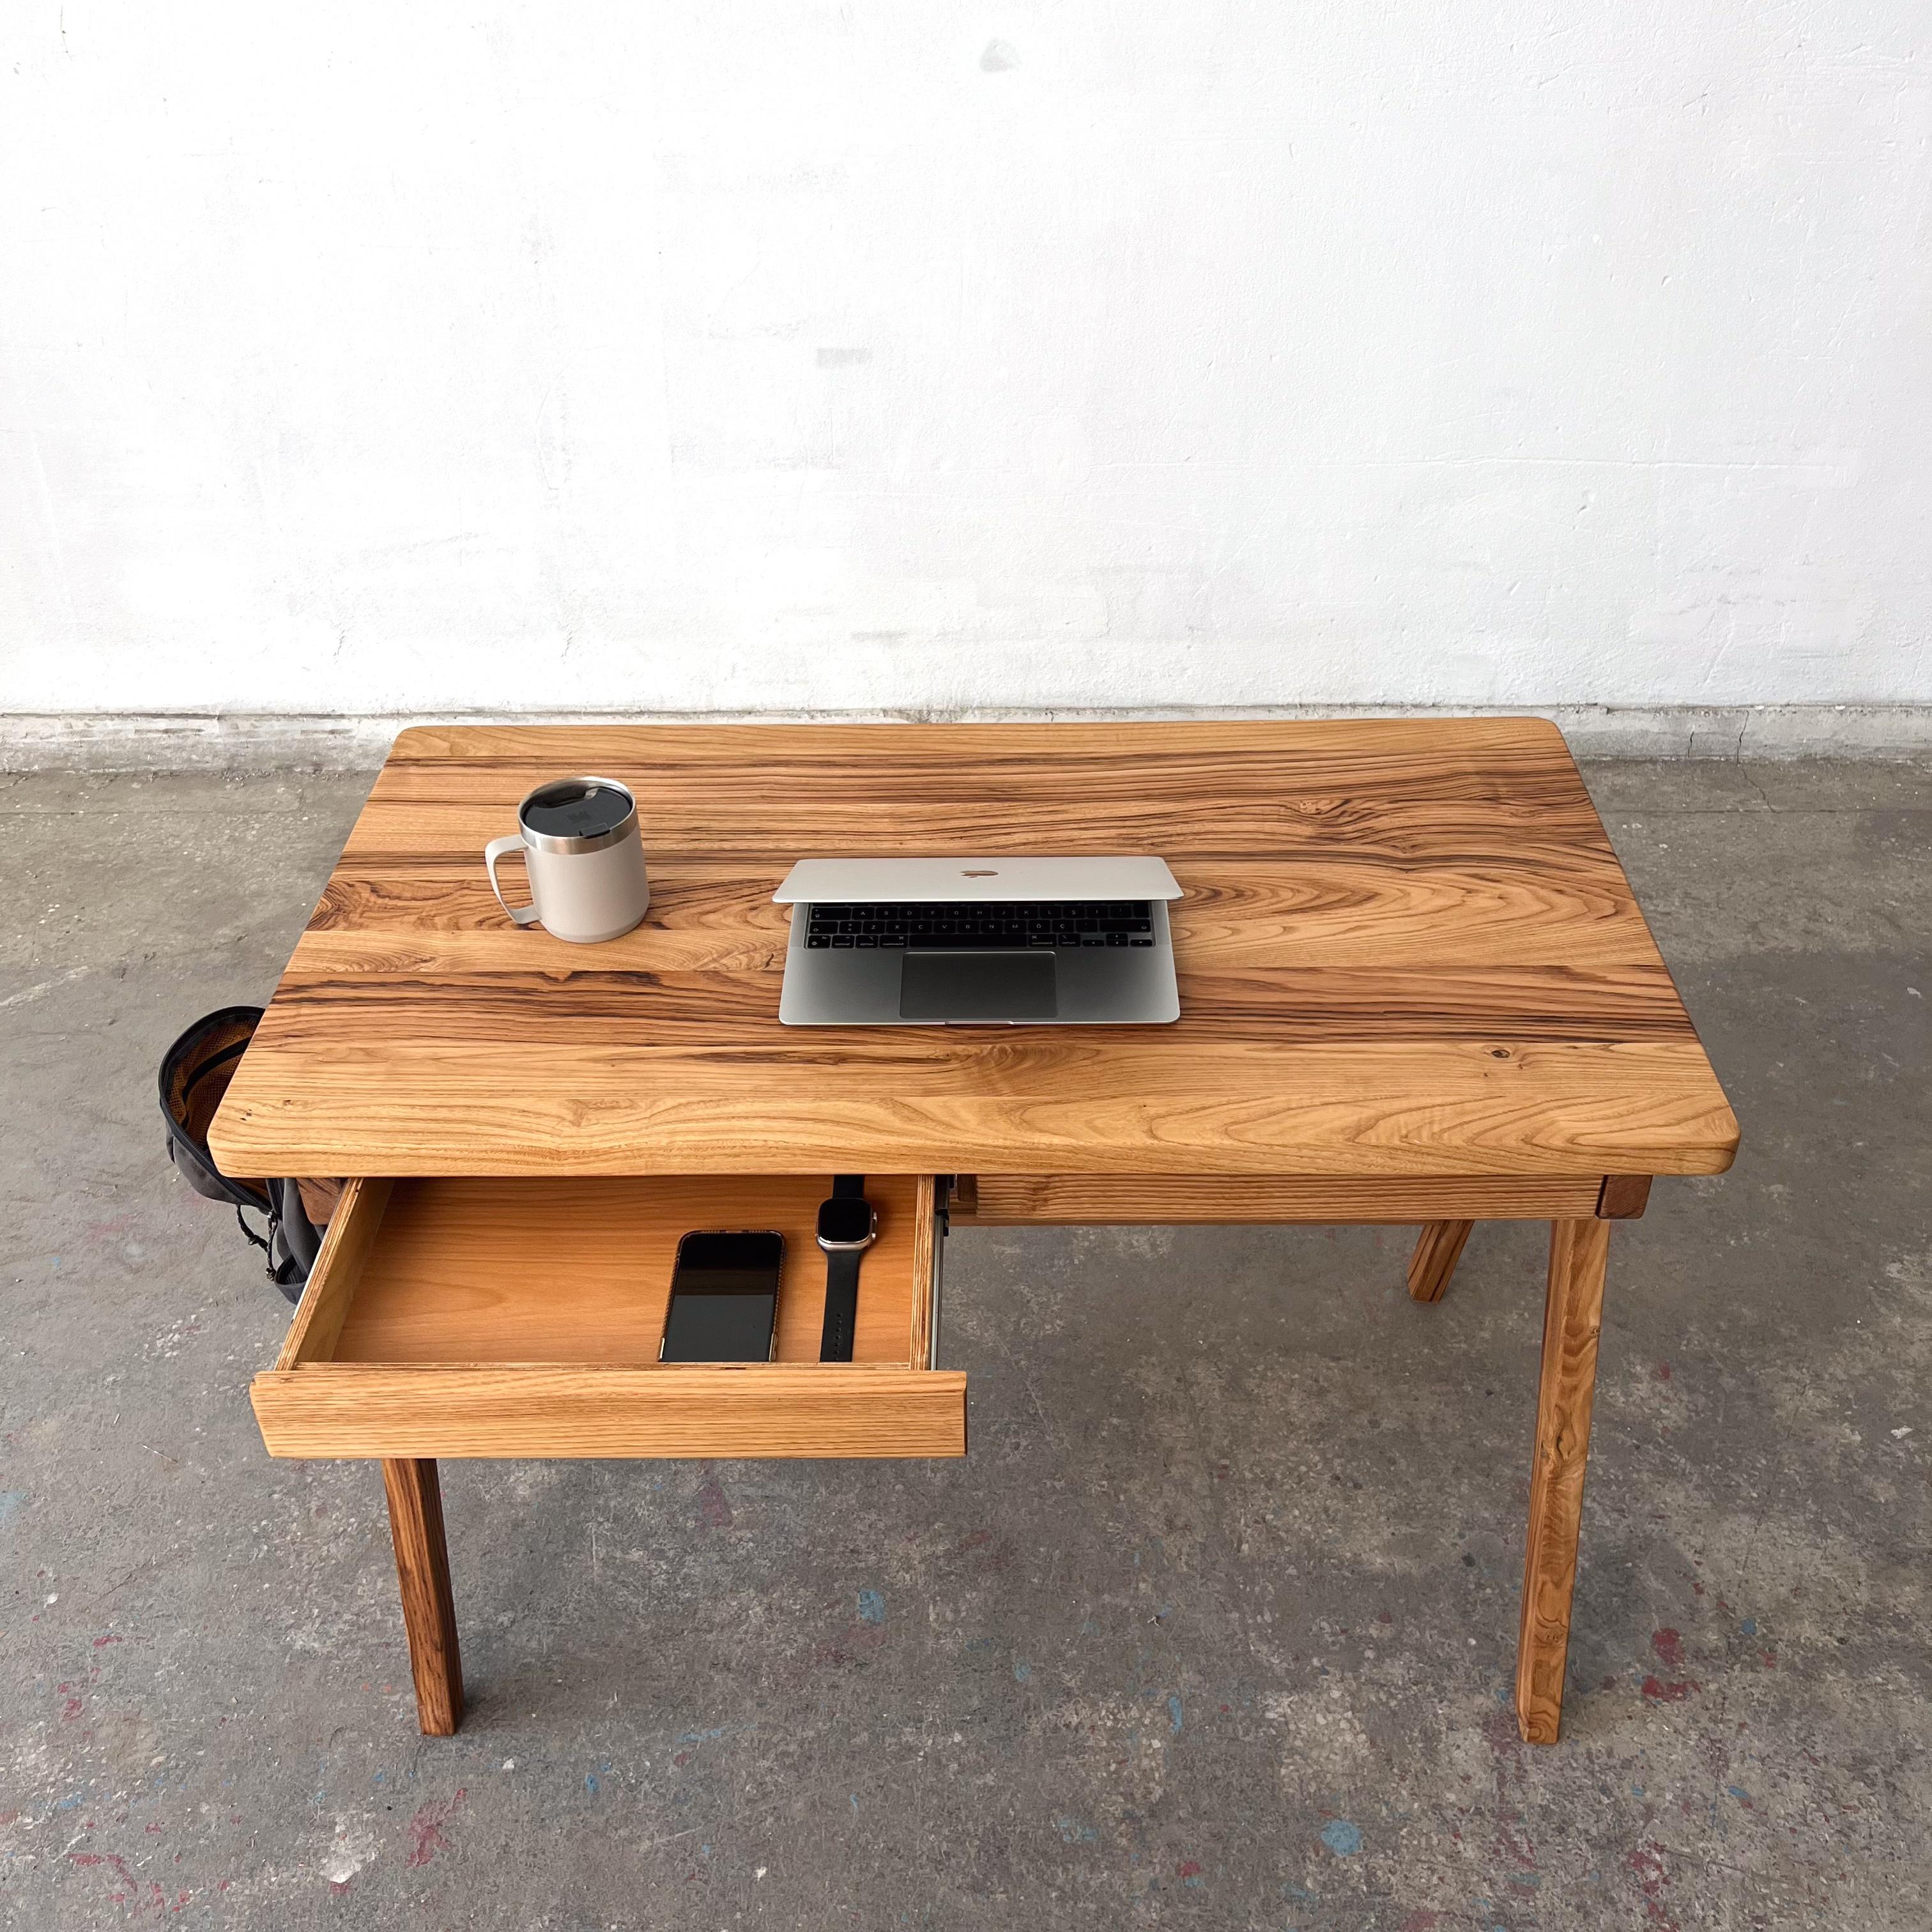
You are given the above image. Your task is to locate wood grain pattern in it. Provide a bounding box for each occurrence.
[214,1038,1733,1180]
[1596,1174,1653,1219]
[296,1177,344,1227]
[253,962,1703,1044]
[275,1179,393,1368]
[962,1173,1602,1224]
[381,1458,463,1735]
[296,857,1660,973]
[325,1174,930,1369]
[907,1180,938,1370]
[208,721,1738,1181]
[1516,1216,1612,1745]
[254,1366,968,1459]
[1406,1220,1475,1303]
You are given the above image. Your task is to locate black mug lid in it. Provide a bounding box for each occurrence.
[519,778,634,842]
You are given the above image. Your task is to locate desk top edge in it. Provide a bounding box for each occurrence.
[382,716,1578,763]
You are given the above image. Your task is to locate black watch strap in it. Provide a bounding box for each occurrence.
[820,1248,862,1362]
[820,1173,868,1363]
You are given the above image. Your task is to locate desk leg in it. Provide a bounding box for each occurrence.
[381,1458,464,1736]
[1515,1217,1611,1744]
[1406,1220,1474,1302]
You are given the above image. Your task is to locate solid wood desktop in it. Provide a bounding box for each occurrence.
[209,719,1738,1744]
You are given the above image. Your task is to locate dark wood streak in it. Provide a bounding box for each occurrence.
[344,816,1618,866]
[261,963,1699,1045]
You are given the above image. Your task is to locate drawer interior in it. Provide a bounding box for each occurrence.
[287,1174,935,1370]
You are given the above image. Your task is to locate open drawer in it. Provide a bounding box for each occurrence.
[250,1174,964,1459]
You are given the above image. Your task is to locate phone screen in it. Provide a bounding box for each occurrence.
[661,1232,784,1363]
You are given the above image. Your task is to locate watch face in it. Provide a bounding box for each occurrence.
[817,1197,874,1246]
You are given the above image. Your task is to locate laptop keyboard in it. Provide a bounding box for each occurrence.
[804,901,1156,951]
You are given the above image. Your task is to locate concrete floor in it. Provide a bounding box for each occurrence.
[2,758,1928,1931]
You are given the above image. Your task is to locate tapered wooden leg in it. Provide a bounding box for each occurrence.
[1515,1217,1611,1744]
[381,1458,464,1735]
[1406,1220,1474,1302]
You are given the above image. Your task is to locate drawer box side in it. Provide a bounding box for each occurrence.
[277,1177,394,1367]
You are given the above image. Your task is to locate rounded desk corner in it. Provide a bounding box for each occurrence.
[203,1110,252,1176]
[387,725,444,760]
[1511,713,1574,754]
[1704,1103,1744,1174]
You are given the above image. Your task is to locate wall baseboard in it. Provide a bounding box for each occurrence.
[3,703,1929,772]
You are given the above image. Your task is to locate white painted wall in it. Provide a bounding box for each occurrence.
[4,2,1929,721]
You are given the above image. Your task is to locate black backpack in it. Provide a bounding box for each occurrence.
[160,1007,323,1303]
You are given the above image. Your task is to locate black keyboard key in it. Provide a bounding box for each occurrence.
[809,897,1159,952]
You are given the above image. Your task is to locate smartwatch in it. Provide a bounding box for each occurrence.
[816,1174,877,1362]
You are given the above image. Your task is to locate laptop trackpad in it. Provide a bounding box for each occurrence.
[899,951,1057,1022]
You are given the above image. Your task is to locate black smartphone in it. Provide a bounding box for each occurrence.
[659,1232,785,1363]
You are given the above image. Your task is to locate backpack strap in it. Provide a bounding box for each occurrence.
[160,1006,319,1303]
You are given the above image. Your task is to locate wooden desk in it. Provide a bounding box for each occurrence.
[211,720,1736,1744]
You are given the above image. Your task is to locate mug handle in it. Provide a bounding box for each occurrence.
[484,835,543,927]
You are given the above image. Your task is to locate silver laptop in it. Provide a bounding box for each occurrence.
[774,857,1183,1025]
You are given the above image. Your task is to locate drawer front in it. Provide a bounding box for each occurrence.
[252,1174,962,1459]
[952,1173,1609,1224]
[252,1365,964,1459]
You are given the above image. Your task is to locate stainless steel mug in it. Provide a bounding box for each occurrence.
[485,776,650,943]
